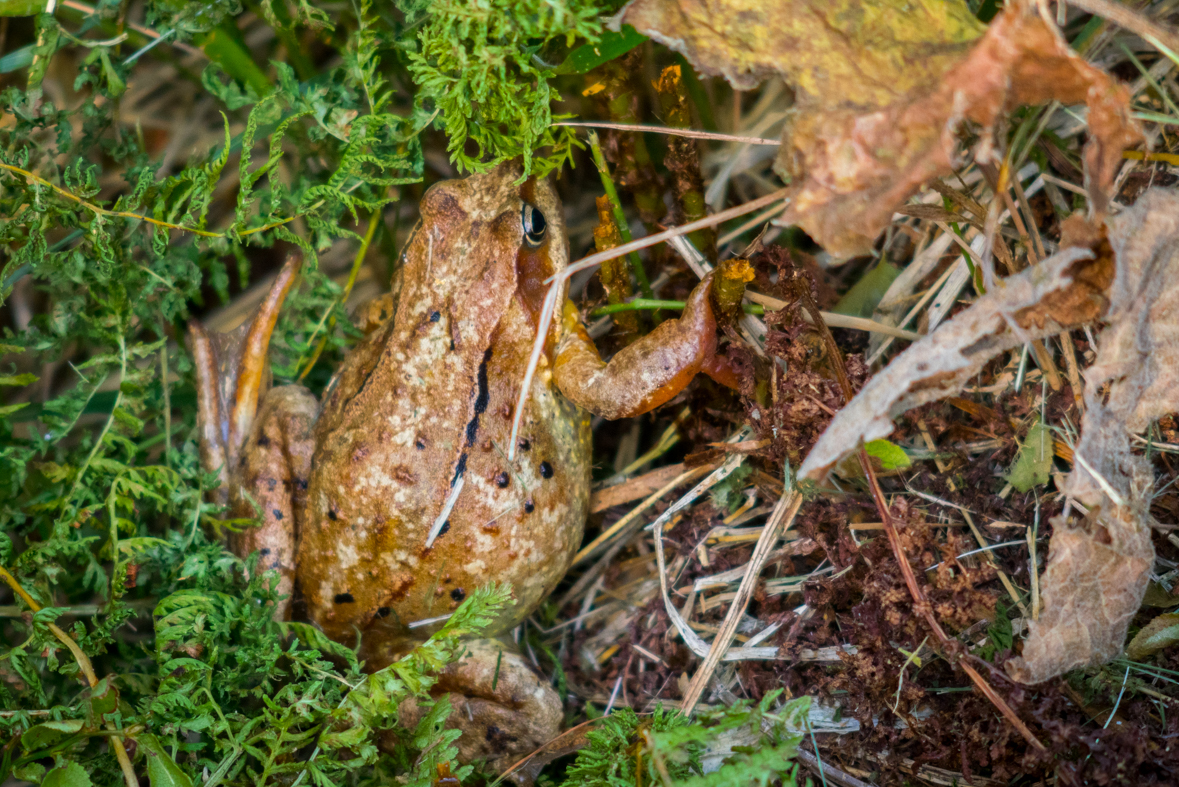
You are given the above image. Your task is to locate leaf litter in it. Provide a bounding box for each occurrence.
[614,0,1141,256]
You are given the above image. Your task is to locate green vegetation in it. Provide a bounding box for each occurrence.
[0,1,811,784]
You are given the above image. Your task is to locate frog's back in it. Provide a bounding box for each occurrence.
[295,165,590,664]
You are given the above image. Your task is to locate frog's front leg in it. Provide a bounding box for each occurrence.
[554,273,740,419]
[189,256,315,615]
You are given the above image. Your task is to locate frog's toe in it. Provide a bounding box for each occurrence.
[396,639,561,782]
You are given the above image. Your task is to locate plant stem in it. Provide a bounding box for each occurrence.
[297,210,381,382]
[587,131,655,300]
[0,566,140,785]
[792,275,1046,753]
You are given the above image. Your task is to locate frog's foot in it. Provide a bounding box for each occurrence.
[189,254,304,498]
[553,272,740,420]
[396,639,562,781]
[189,254,310,617]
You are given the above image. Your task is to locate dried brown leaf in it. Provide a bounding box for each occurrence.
[1007,190,1179,683]
[797,245,1106,481]
[613,0,1140,256]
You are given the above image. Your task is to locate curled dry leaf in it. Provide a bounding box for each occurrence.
[1007,190,1179,683]
[611,0,1140,256]
[797,241,1111,481]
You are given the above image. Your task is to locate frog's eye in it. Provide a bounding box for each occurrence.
[521,203,547,247]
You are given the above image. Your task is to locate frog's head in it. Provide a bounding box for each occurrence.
[408,161,569,330]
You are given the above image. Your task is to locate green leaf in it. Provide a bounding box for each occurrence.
[1128,612,1179,659]
[1005,418,1053,492]
[0,0,43,16]
[138,733,196,787]
[556,25,647,75]
[194,23,272,97]
[833,260,900,318]
[21,719,86,752]
[1143,580,1179,607]
[13,763,46,783]
[42,761,93,787]
[0,372,38,386]
[863,440,911,470]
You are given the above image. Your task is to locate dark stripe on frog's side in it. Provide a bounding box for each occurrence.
[449,347,493,489]
[465,347,493,444]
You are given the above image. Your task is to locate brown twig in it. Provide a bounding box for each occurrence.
[792,276,1047,752]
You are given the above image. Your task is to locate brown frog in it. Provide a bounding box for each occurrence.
[189,162,736,773]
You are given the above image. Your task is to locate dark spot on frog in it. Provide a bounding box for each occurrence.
[273,509,284,520]
[297,478,309,491]
[519,438,531,451]
[328,509,339,521]
[450,338,455,351]
[266,477,277,490]
[334,593,355,604]
[415,436,426,450]
[376,606,391,618]
[495,471,510,488]
[485,725,517,746]
[257,433,271,448]
[524,499,535,513]
[261,548,272,556]
[438,520,451,537]
[540,461,553,479]
[450,588,466,602]
[430,310,441,322]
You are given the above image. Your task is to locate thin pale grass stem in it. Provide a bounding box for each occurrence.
[679,490,803,713]
[0,162,297,239]
[554,120,780,146]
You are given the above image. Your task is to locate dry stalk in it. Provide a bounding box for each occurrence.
[553,120,780,146]
[678,490,803,713]
[792,279,1047,751]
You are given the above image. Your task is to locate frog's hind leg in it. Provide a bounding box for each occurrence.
[393,639,562,782]
[188,254,312,616]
